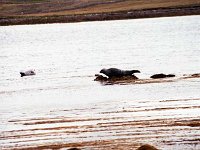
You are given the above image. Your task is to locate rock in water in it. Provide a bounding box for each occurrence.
[150,73,175,79]
[191,73,200,77]
[137,144,158,150]
[68,148,81,150]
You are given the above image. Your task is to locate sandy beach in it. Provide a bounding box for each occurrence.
[2,96,200,149]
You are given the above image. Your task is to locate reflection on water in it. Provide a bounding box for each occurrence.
[0,15,200,149]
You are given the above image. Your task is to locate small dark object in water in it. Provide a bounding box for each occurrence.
[191,73,200,77]
[20,69,36,77]
[150,73,175,79]
[68,148,81,150]
[100,68,140,78]
[137,144,158,150]
[167,74,176,77]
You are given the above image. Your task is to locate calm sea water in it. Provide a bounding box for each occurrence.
[0,16,200,149]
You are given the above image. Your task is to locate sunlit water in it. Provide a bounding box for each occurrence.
[0,16,200,149]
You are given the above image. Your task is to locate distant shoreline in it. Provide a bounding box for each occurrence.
[1,5,200,26]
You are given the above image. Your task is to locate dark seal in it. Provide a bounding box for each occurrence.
[20,70,36,77]
[150,73,175,79]
[100,68,140,78]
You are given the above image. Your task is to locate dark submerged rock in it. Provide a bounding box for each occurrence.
[137,144,158,150]
[150,73,175,79]
[68,148,81,150]
[191,73,200,77]
[166,74,176,77]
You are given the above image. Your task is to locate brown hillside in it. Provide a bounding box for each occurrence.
[1,0,200,17]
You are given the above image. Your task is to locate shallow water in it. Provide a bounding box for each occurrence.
[0,16,200,149]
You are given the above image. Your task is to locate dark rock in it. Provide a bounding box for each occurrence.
[108,75,138,81]
[137,144,158,150]
[94,74,139,82]
[166,74,176,77]
[150,73,175,79]
[191,73,200,77]
[68,148,81,150]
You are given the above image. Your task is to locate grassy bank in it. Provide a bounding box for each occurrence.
[0,0,200,25]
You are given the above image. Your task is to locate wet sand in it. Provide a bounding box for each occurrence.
[1,74,200,149]
[1,98,199,149]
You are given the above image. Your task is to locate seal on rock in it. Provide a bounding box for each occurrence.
[100,68,140,78]
[20,69,36,77]
[150,73,175,79]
